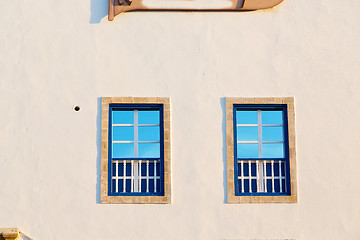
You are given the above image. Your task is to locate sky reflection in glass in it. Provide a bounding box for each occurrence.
[237,127,258,141]
[138,111,159,124]
[113,143,134,158]
[236,111,257,124]
[263,143,284,158]
[139,126,160,141]
[113,111,133,124]
[262,127,283,141]
[113,126,134,141]
[139,143,160,158]
[262,111,282,124]
[237,143,258,158]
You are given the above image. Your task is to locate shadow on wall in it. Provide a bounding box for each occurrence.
[96,97,102,203]
[220,97,228,203]
[19,234,33,240]
[90,0,108,24]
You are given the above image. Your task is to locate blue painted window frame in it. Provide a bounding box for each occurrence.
[108,104,165,196]
[233,104,291,196]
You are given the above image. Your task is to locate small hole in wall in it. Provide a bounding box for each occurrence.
[74,106,80,111]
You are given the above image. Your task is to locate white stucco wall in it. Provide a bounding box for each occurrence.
[1,0,360,239]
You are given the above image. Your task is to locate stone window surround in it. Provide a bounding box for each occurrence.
[226,97,297,203]
[101,97,171,204]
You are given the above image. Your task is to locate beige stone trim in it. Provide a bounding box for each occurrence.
[101,97,171,204]
[226,97,297,204]
[0,228,19,240]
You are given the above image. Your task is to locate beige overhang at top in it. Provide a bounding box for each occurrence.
[0,228,19,240]
[109,0,284,20]
[0,228,33,240]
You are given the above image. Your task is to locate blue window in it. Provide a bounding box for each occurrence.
[234,105,291,196]
[109,104,164,196]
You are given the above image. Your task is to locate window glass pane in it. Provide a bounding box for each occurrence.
[243,179,250,192]
[237,127,258,141]
[262,111,283,125]
[139,143,160,158]
[111,179,116,193]
[138,111,160,124]
[236,110,257,124]
[113,126,134,141]
[263,143,284,158]
[237,163,242,176]
[262,126,283,141]
[113,111,134,124]
[148,162,155,176]
[113,143,134,158]
[125,179,131,192]
[237,143,258,158]
[251,179,257,193]
[266,179,272,193]
[118,179,124,193]
[139,126,160,141]
[250,162,257,176]
[140,179,147,192]
[238,179,242,193]
[274,162,280,176]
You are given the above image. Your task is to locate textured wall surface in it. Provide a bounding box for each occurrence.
[0,0,360,239]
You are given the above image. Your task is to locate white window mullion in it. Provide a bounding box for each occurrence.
[138,124,160,127]
[112,123,134,127]
[112,140,135,144]
[134,110,139,157]
[258,110,263,158]
[257,110,265,192]
[237,141,258,144]
[261,124,283,127]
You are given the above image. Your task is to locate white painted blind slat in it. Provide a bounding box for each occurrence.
[131,160,134,192]
[154,161,157,193]
[241,161,244,193]
[115,161,119,193]
[271,160,275,193]
[139,160,142,192]
[249,162,252,193]
[123,160,126,192]
[264,161,267,192]
[146,160,149,193]
[279,160,283,193]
